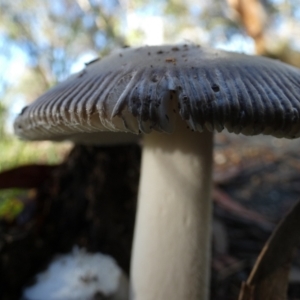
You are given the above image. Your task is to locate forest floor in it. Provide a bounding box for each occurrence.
[1,132,300,300]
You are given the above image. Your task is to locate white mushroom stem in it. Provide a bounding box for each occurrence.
[130,119,213,300]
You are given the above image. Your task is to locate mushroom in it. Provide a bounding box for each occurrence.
[14,44,300,300]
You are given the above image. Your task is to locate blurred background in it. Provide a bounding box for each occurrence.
[1,0,300,170]
[1,1,300,299]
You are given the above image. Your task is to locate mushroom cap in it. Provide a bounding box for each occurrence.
[14,44,300,142]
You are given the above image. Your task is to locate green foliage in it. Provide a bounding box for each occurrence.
[0,189,25,222]
[0,102,7,140]
[0,138,71,172]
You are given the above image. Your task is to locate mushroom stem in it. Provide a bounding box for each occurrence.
[130,119,213,300]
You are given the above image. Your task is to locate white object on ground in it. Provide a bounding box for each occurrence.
[23,247,128,300]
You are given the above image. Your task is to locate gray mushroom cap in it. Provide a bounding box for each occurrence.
[14,44,300,142]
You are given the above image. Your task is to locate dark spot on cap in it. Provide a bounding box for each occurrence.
[78,70,87,78]
[148,52,151,55]
[165,57,176,63]
[172,47,179,51]
[155,101,160,108]
[122,45,130,48]
[151,74,159,82]
[157,50,164,54]
[119,53,123,57]
[211,84,220,92]
[94,291,106,298]
[20,106,28,116]
[182,95,189,102]
[85,58,100,66]
[150,65,153,68]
